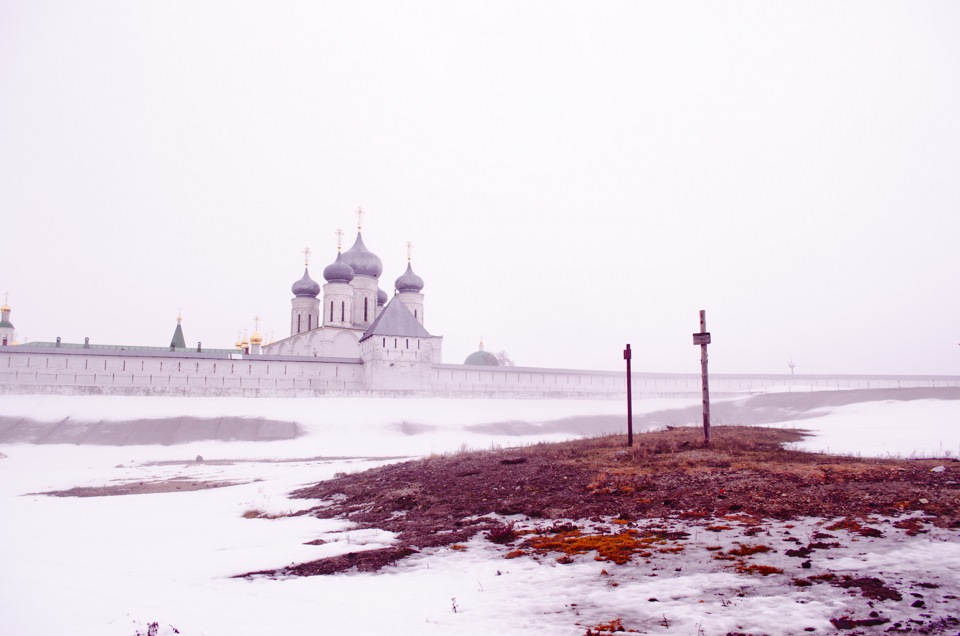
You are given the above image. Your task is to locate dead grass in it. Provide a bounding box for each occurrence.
[275,425,960,577]
[521,528,688,565]
[727,543,771,557]
[242,508,284,519]
[736,563,784,576]
[563,426,878,483]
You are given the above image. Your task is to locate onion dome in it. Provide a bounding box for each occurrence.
[395,262,424,293]
[377,287,388,306]
[291,268,321,298]
[340,233,383,278]
[323,252,355,284]
[464,339,500,366]
[0,293,12,329]
[0,313,12,331]
[250,331,263,345]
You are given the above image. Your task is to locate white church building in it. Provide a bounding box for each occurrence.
[265,227,443,369]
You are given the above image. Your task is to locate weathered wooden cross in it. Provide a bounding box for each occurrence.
[692,310,712,446]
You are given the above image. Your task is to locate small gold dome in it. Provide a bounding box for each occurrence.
[250,331,263,345]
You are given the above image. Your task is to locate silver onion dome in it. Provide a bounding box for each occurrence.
[291,268,321,298]
[394,262,424,293]
[340,233,383,278]
[323,252,355,284]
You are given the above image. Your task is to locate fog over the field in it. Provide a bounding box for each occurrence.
[1,2,958,374]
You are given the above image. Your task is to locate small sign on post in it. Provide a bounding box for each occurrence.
[623,344,633,447]
[693,310,711,446]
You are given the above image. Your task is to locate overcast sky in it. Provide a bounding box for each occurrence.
[1,1,958,375]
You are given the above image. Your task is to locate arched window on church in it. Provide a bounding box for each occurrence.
[414,309,418,319]
[330,302,334,322]
[297,315,301,333]
[340,301,345,322]
[364,298,368,322]
[308,314,312,330]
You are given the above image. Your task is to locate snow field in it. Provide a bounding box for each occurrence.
[1,392,958,635]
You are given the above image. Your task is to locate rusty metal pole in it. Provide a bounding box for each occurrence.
[624,344,633,447]
[692,311,711,447]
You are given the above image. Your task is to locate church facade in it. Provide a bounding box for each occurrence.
[263,227,443,369]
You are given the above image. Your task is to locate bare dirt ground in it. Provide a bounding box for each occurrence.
[251,427,959,579]
[38,479,245,497]
[236,426,960,633]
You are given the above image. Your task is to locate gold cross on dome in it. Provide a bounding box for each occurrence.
[406,241,413,262]
[254,315,261,331]
[335,228,344,252]
[303,246,311,267]
[355,207,365,232]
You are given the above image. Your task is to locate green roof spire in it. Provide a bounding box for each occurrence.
[170,312,186,349]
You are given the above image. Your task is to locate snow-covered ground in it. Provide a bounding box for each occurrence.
[0,391,958,635]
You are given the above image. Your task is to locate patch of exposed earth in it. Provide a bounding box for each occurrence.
[240,426,960,633]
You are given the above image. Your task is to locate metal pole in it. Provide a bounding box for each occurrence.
[624,344,633,447]
[700,310,711,447]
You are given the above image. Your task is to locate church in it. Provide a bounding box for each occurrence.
[258,213,445,390]
[5,211,630,397]
[264,221,443,366]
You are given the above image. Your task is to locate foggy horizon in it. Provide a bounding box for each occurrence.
[2,2,958,376]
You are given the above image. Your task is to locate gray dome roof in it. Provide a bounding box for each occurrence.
[340,233,383,278]
[465,350,499,366]
[377,287,388,306]
[395,262,424,293]
[291,268,321,298]
[323,252,355,284]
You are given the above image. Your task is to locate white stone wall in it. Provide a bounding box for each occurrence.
[290,296,320,336]
[263,326,361,358]
[322,282,353,328]
[397,291,425,326]
[427,365,960,398]
[0,348,364,396]
[350,275,378,328]
[2,347,958,398]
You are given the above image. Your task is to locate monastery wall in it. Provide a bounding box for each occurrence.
[0,347,365,397]
[1,346,957,398]
[429,365,960,398]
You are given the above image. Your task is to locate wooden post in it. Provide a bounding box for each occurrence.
[623,344,633,446]
[692,311,711,447]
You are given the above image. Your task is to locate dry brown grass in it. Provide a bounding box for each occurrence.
[553,426,896,486]
[272,425,959,577]
[524,529,664,565]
